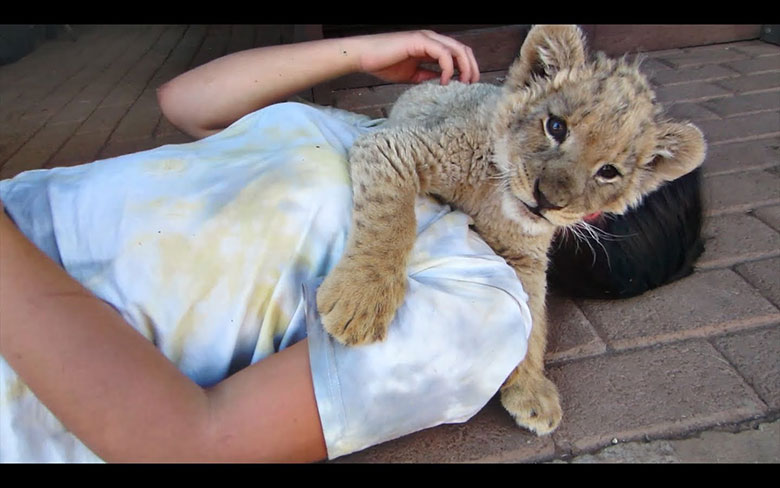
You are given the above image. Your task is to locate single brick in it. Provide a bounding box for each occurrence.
[0,84,26,116]
[333,84,409,114]
[636,56,675,75]
[702,137,780,176]
[735,257,780,308]
[0,34,77,88]
[47,131,108,168]
[109,92,163,143]
[697,213,780,269]
[99,28,177,108]
[19,29,146,126]
[44,29,158,128]
[701,91,780,118]
[548,340,767,455]
[253,25,288,48]
[101,80,145,110]
[154,131,194,148]
[149,28,208,88]
[655,82,731,104]
[546,294,606,364]
[713,325,780,409]
[650,64,740,87]
[7,84,54,123]
[46,99,98,127]
[72,78,127,113]
[729,40,780,57]
[654,46,750,69]
[554,438,681,463]
[479,70,509,85]
[58,26,125,67]
[703,169,780,216]
[714,72,780,94]
[336,398,555,463]
[576,269,780,351]
[146,31,200,90]
[663,102,720,122]
[723,54,780,75]
[0,122,78,179]
[8,104,50,133]
[350,106,387,119]
[753,204,780,231]
[642,48,685,60]
[99,137,160,160]
[154,115,186,139]
[695,111,780,144]
[16,62,94,121]
[63,72,140,116]
[20,89,79,123]
[76,105,130,136]
[671,421,780,463]
[148,25,187,57]
[225,25,256,55]
[116,33,178,93]
[188,25,231,69]
[0,127,34,168]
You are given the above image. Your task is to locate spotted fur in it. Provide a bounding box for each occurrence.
[316,25,706,435]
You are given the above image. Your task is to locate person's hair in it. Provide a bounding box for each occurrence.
[548,168,704,299]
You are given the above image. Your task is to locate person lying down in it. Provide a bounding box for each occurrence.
[0,100,532,462]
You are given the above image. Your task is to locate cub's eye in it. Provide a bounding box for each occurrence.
[545,116,568,143]
[596,164,621,180]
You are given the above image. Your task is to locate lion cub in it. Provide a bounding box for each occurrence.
[316,25,706,435]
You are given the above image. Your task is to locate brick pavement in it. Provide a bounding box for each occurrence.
[0,25,778,462]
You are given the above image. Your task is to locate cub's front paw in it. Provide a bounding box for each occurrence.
[500,374,562,435]
[316,256,407,346]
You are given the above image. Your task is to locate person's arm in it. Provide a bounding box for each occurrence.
[0,31,481,462]
[157,30,480,139]
[0,202,326,462]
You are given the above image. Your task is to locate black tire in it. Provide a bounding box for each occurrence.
[0,25,46,65]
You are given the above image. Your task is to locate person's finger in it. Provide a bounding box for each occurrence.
[409,32,456,85]
[420,31,479,83]
[460,45,479,83]
[410,69,441,83]
[420,31,468,82]
[468,45,480,83]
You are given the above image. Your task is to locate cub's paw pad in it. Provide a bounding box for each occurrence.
[316,261,406,346]
[500,375,562,435]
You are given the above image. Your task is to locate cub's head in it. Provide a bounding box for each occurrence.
[491,25,706,234]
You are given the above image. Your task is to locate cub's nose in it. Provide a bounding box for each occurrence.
[533,179,564,211]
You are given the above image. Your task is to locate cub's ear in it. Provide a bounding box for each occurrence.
[640,122,707,191]
[504,24,586,90]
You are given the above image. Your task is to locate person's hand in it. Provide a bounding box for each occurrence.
[354,30,480,85]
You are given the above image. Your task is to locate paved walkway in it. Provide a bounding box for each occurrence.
[1,25,778,463]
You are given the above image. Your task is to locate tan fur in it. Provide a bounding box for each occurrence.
[316,25,706,434]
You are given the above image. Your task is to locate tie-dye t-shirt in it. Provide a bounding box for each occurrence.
[0,102,531,461]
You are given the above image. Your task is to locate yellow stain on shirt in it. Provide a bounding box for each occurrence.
[3,376,30,404]
[123,143,349,363]
[145,158,188,175]
[128,198,205,226]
